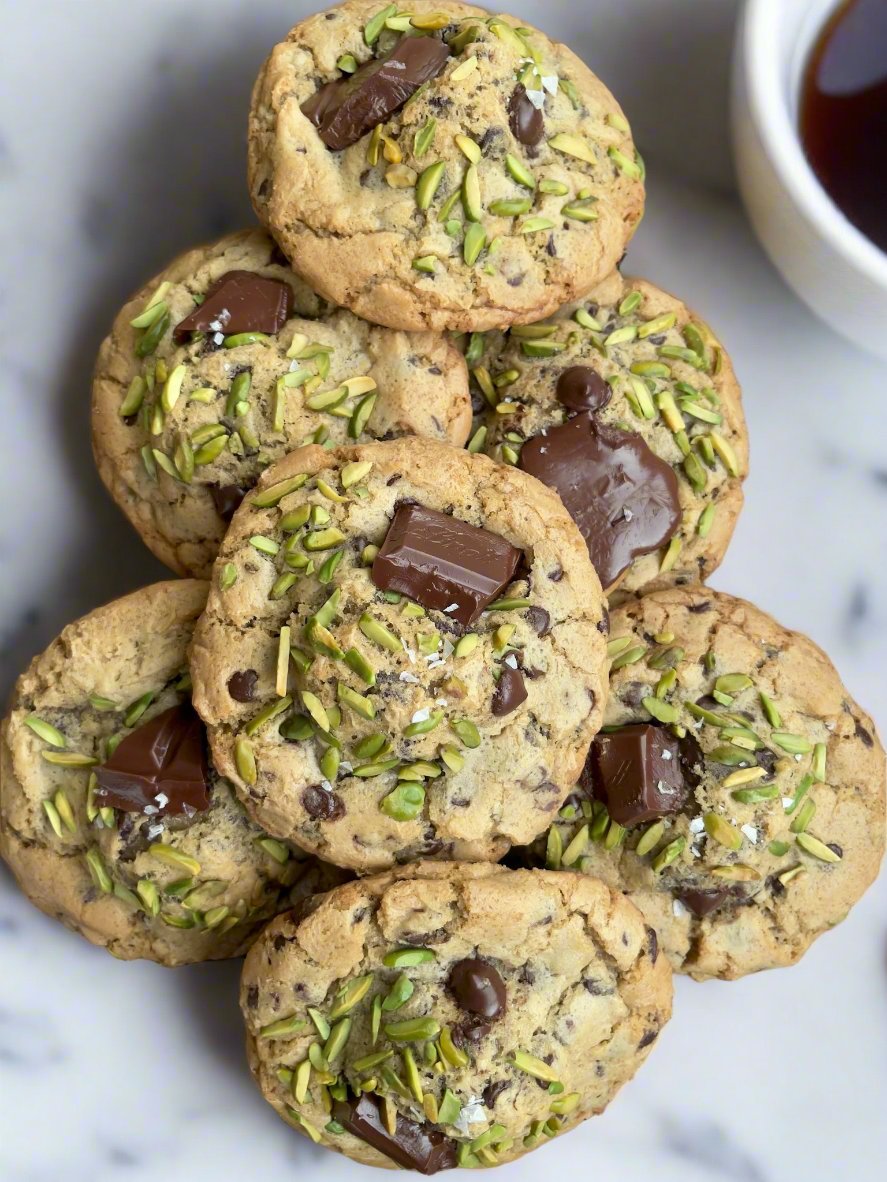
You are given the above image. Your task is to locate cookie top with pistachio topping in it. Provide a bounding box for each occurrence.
[247,1,644,332]
[190,436,609,872]
[92,228,472,579]
[522,587,886,981]
[0,580,348,966]
[240,861,671,1171]
[467,270,748,597]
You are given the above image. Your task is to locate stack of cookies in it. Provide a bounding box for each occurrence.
[2,2,884,1173]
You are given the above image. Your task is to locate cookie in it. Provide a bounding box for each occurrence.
[190,437,609,872]
[92,228,472,578]
[247,1,644,331]
[519,587,886,980]
[0,581,347,966]
[468,270,748,596]
[240,861,672,1170]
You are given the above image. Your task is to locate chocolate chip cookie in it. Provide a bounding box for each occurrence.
[92,228,472,578]
[240,861,672,1170]
[467,270,748,596]
[0,580,347,965]
[248,1,644,331]
[190,437,609,872]
[522,587,886,980]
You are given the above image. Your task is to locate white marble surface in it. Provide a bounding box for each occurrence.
[1,2,885,1180]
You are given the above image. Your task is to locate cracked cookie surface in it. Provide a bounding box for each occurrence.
[517,587,886,980]
[241,861,672,1170]
[248,1,644,331]
[92,228,471,578]
[190,437,608,872]
[0,580,347,966]
[469,270,748,597]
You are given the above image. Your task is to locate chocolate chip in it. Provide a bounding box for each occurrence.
[519,413,682,588]
[301,785,345,821]
[675,887,732,917]
[687,600,711,613]
[491,665,527,716]
[372,502,522,627]
[448,958,506,1020]
[174,271,293,341]
[210,483,248,523]
[638,1028,659,1049]
[597,611,610,635]
[227,669,258,703]
[583,978,612,995]
[302,35,450,151]
[556,366,612,414]
[93,705,210,817]
[855,720,874,747]
[508,84,544,145]
[332,1095,456,1175]
[526,606,551,636]
[583,723,691,826]
[246,984,259,1008]
[646,926,659,964]
[482,1080,511,1108]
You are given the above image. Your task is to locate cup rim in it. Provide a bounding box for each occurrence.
[741,0,887,287]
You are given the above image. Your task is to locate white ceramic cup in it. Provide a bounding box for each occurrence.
[732,0,887,359]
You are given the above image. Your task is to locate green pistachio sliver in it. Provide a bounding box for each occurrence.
[353,758,400,777]
[322,1017,352,1064]
[384,1017,441,1042]
[461,220,485,267]
[641,696,679,724]
[84,848,113,893]
[437,1088,462,1126]
[343,648,375,688]
[148,843,201,876]
[659,536,682,573]
[453,633,479,659]
[486,596,531,612]
[768,840,791,857]
[635,820,665,858]
[512,1050,559,1083]
[461,163,483,222]
[518,216,555,234]
[235,736,257,785]
[415,159,446,212]
[731,784,780,804]
[812,742,827,783]
[336,682,376,721]
[245,695,292,737]
[505,153,536,189]
[41,750,98,768]
[300,691,330,734]
[135,308,170,357]
[439,745,464,773]
[381,782,425,821]
[438,1024,469,1068]
[401,1046,424,1103]
[349,391,377,438]
[545,824,563,869]
[561,824,589,867]
[52,788,76,834]
[24,715,67,748]
[223,331,269,349]
[403,710,443,738]
[251,473,308,509]
[610,644,646,671]
[382,973,415,1013]
[549,132,596,167]
[790,798,817,834]
[772,732,813,755]
[452,718,481,748]
[489,197,534,217]
[562,199,599,222]
[383,947,436,968]
[652,836,685,872]
[715,673,753,695]
[796,832,841,863]
[42,799,63,838]
[261,1014,307,1039]
[193,434,228,466]
[757,691,782,728]
[254,836,289,866]
[697,503,716,537]
[123,691,154,728]
[703,813,743,851]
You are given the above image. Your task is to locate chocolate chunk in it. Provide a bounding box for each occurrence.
[519,414,682,588]
[453,1020,491,1046]
[173,271,293,341]
[491,664,527,716]
[556,366,612,414]
[638,1028,659,1049]
[526,606,551,636]
[93,705,210,817]
[508,84,544,146]
[448,958,507,1020]
[302,785,345,821]
[210,483,249,523]
[855,719,874,747]
[675,887,731,917]
[372,502,522,627]
[227,669,258,703]
[646,926,659,964]
[302,35,450,151]
[482,1080,510,1108]
[332,1095,456,1175]
[583,723,690,826]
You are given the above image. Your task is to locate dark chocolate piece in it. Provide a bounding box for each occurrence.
[332,1095,456,1175]
[675,887,731,917]
[556,366,611,414]
[227,669,258,702]
[93,705,210,817]
[583,722,690,826]
[210,483,249,523]
[526,606,551,636]
[508,84,544,146]
[491,665,527,716]
[519,413,682,588]
[372,503,522,627]
[173,270,293,341]
[302,35,450,151]
[448,958,507,1020]
[302,785,346,821]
